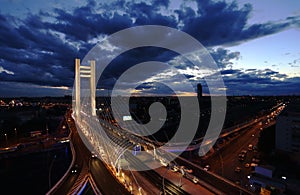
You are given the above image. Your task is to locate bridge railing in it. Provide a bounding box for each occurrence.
[46,113,76,195]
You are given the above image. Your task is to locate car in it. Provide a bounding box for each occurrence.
[244,163,250,168]
[172,165,179,172]
[253,147,258,153]
[241,150,247,155]
[91,151,97,158]
[204,165,210,171]
[180,166,193,173]
[192,176,199,184]
[71,168,77,173]
[248,144,253,151]
[252,158,260,163]
[71,164,79,173]
[238,154,245,161]
[184,168,193,173]
[250,163,258,168]
[235,166,242,173]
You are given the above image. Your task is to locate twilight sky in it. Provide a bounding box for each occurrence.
[0,0,299,97]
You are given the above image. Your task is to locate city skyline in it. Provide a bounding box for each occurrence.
[0,0,300,97]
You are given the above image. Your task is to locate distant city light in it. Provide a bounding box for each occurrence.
[123,115,132,121]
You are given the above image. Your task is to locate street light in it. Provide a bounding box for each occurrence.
[4,133,8,146]
[46,124,49,138]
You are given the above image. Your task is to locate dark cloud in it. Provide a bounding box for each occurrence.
[0,0,299,97]
[220,69,240,75]
[0,15,27,49]
[178,0,293,46]
[49,7,133,42]
[184,74,195,79]
[221,68,299,95]
[209,47,240,68]
[0,82,70,97]
[286,15,300,27]
[135,82,176,96]
[97,47,180,89]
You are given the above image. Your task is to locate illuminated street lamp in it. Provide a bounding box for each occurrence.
[4,133,8,146]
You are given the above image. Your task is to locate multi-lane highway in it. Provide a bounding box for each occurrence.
[97,116,190,194]
[125,151,189,195]
[197,104,284,192]
[171,105,285,195]
[48,112,130,195]
[49,102,284,195]
[203,122,263,187]
[89,155,131,194]
[51,111,193,195]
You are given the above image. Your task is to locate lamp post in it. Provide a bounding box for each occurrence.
[46,125,49,137]
[4,133,8,146]
[14,128,18,142]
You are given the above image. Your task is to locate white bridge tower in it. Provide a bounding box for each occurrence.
[74,58,96,118]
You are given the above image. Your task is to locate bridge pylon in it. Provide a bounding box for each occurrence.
[74,58,96,118]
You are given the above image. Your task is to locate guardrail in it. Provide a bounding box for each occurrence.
[46,114,76,195]
[87,174,102,195]
[174,152,254,195]
[69,173,102,195]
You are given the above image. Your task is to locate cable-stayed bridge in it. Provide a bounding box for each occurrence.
[56,58,254,195]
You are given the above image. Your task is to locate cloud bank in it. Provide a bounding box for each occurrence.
[0,0,299,96]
